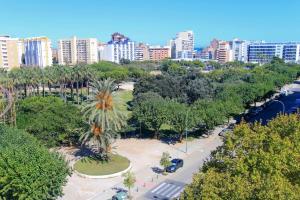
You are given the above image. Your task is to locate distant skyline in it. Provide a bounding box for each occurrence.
[1,0,300,47]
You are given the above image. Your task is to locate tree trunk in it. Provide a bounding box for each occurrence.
[76,80,79,104]
[179,132,184,143]
[87,80,90,95]
[42,84,45,97]
[154,130,159,139]
[70,82,74,102]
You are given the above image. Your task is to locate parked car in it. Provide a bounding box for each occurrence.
[166,159,184,173]
[112,191,128,200]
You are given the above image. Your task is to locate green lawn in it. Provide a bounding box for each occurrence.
[115,90,133,117]
[74,154,130,176]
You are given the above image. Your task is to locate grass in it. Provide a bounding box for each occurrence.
[74,154,130,176]
[115,90,133,117]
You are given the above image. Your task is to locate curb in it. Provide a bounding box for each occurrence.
[74,162,132,179]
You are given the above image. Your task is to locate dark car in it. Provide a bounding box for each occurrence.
[112,191,128,200]
[166,159,184,173]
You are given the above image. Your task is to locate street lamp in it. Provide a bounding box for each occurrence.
[185,110,189,153]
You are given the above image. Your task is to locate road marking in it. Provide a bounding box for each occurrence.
[150,182,166,193]
[171,188,185,198]
[166,186,182,198]
[155,183,171,195]
[159,184,177,196]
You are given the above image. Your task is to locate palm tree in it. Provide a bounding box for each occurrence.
[81,78,126,159]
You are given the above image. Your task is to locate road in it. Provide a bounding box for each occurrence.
[245,92,300,125]
[89,129,223,200]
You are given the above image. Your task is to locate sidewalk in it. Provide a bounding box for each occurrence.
[88,126,224,200]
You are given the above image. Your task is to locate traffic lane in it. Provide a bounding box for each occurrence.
[247,92,300,125]
[142,136,223,199]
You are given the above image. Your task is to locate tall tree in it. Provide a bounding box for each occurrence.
[81,78,126,159]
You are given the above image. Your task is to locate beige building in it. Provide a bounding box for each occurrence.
[0,36,22,69]
[58,36,98,65]
[135,43,149,61]
[217,41,233,64]
[149,46,170,61]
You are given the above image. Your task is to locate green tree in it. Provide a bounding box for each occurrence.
[122,171,136,199]
[133,97,168,139]
[160,152,171,174]
[0,125,70,200]
[16,96,84,147]
[81,78,126,159]
[166,101,191,142]
[181,114,300,200]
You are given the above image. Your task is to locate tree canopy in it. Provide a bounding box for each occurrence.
[181,114,300,200]
[16,96,85,147]
[0,125,70,200]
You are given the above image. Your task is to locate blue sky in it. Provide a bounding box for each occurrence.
[1,0,299,47]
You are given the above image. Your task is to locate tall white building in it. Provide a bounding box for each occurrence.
[170,31,194,60]
[231,39,250,62]
[58,36,98,65]
[23,37,52,68]
[100,33,135,63]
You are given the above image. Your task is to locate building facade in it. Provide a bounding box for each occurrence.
[231,39,250,62]
[170,31,194,60]
[217,41,233,63]
[101,33,135,63]
[135,43,149,61]
[23,37,52,68]
[149,46,170,61]
[58,36,98,65]
[0,36,22,69]
[247,42,300,64]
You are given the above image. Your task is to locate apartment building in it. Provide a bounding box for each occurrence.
[58,36,98,65]
[101,33,135,63]
[170,31,194,60]
[149,46,170,61]
[248,42,300,64]
[231,39,250,62]
[135,43,149,61]
[0,36,22,69]
[217,41,233,63]
[23,37,52,68]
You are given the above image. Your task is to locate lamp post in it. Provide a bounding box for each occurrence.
[185,110,189,153]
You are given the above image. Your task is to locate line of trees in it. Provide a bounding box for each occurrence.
[181,114,300,199]
[132,58,300,140]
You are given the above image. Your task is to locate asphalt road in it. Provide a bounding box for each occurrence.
[140,134,222,200]
[246,92,300,125]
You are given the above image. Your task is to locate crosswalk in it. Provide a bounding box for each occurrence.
[145,180,185,200]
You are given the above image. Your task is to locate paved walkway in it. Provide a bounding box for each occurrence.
[59,125,225,200]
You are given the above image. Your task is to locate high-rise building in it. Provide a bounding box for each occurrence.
[149,46,170,61]
[135,43,149,61]
[23,37,52,68]
[101,33,135,63]
[217,41,233,64]
[51,48,58,64]
[170,31,194,60]
[0,36,22,69]
[58,36,98,65]
[231,39,250,62]
[248,42,300,64]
